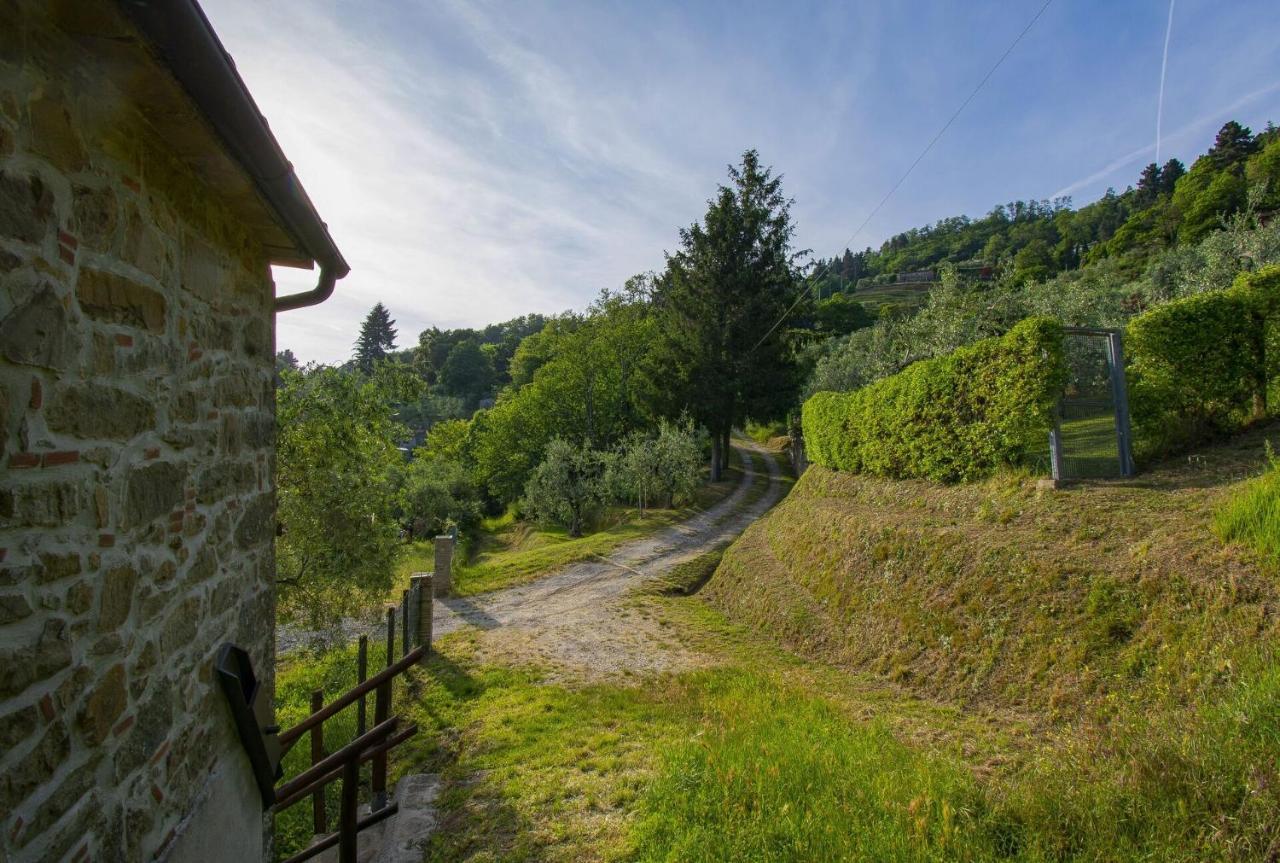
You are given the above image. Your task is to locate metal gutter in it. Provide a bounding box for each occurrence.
[115,0,350,311]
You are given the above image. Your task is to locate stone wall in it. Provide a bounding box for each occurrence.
[1,14,279,863]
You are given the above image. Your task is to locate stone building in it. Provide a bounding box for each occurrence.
[0,2,347,860]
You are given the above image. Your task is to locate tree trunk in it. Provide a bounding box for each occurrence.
[709,433,722,482]
[720,428,731,472]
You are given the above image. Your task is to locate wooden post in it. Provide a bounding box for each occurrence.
[401,590,409,658]
[309,690,326,835]
[384,606,395,669]
[410,573,433,663]
[373,607,394,811]
[339,757,359,863]
[356,636,368,737]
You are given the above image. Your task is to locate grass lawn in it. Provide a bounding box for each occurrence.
[444,450,746,597]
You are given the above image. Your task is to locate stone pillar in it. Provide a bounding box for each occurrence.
[433,535,453,597]
[410,573,433,662]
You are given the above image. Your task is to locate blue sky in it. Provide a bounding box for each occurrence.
[200,0,1280,364]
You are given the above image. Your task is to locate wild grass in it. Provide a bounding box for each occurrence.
[631,673,997,862]
[743,420,786,444]
[1213,443,1280,561]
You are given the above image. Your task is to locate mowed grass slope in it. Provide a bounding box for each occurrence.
[700,421,1280,859]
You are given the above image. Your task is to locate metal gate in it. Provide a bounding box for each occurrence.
[1048,328,1135,480]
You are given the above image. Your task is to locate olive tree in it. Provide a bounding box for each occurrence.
[522,438,612,537]
[275,363,420,633]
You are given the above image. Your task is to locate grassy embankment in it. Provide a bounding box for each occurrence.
[276,426,1279,861]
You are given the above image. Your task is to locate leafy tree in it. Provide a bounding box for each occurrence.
[276,348,300,373]
[275,363,421,633]
[419,418,471,464]
[814,293,875,336]
[441,339,496,407]
[522,438,612,537]
[654,149,805,479]
[1246,138,1280,208]
[274,349,300,385]
[1159,159,1186,196]
[353,302,398,374]
[396,456,481,539]
[469,288,661,502]
[1136,163,1163,205]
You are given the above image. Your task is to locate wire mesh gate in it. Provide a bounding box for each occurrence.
[1048,328,1135,481]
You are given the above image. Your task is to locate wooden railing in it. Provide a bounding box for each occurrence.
[272,573,434,863]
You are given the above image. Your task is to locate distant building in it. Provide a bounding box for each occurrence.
[0,2,346,860]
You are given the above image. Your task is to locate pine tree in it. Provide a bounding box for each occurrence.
[1207,121,1257,169]
[1136,162,1162,205]
[353,303,398,374]
[654,150,804,479]
[1158,158,1185,196]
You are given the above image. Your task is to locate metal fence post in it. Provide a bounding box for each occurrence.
[1108,330,1136,477]
[1048,415,1064,482]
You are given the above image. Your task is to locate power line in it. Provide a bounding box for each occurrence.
[750,0,1055,353]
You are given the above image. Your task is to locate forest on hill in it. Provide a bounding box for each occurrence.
[272,119,1280,629]
[811,119,1280,296]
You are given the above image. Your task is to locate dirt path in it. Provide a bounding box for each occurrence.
[436,439,784,681]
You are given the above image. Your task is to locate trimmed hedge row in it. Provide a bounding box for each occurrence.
[1126,264,1280,457]
[802,317,1067,482]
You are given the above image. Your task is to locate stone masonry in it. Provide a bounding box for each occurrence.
[1,10,280,862]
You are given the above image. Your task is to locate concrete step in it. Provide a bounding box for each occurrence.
[310,774,441,863]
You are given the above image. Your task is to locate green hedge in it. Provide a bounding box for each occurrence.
[802,317,1067,482]
[1126,265,1280,457]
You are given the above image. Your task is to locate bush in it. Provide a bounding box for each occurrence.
[802,317,1066,482]
[1126,264,1279,456]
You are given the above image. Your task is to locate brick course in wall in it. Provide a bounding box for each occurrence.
[1,11,281,862]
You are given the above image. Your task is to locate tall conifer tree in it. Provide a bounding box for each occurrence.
[353,303,398,373]
[654,150,805,479]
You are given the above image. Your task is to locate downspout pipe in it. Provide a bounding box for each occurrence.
[274,263,339,313]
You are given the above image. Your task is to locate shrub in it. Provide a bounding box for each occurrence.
[802,317,1066,482]
[1125,264,1280,456]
